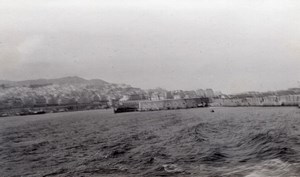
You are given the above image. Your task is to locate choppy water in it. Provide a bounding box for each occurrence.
[1,107,300,176]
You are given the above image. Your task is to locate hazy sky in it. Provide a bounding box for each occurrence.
[0,0,300,93]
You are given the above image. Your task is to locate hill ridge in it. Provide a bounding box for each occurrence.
[0,76,110,87]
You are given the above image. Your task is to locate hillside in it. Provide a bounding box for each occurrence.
[0,76,145,109]
[0,76,109,87]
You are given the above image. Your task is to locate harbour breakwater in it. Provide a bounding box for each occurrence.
[114,95,300,113]
[0,103,109,117]
[114,98,210,113]
[139,98,209,111]
[213,95,300,107]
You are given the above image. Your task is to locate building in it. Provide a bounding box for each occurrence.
[1,97,23,108]
[35,96,47,106]
[172,90,185,99]
[196,89,205,97]
[150,93,161,101]
[184,91,198,98]
[120,94,145,101]
[173,94,182,99]
[46,96,59,106]
[164,91,174,99]
[205,89,215,98]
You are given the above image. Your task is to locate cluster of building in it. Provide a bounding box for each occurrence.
[0,94,111,110]
[213,88,300,107]
[213,95,300,107]
[114,89,217,113]
[119,88,219,102]
[2,85,299,116]
[0,93,113,117]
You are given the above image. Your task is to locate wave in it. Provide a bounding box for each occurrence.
[224,159,300,177]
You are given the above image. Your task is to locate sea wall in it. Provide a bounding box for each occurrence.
[212,95,300,107]
[138,98,209,111]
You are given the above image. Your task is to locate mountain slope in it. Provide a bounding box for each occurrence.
[0,76,145,108]
[0,76,109,87]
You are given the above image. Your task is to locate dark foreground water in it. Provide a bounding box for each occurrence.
[1,107,300,177]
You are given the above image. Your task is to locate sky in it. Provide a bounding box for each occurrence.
[0,0,300,94]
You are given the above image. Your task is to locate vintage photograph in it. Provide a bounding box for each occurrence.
[1,0,300,176]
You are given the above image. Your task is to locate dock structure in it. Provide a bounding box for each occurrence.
[113,98,210,113]
[212,94,300,107]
